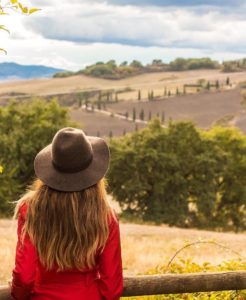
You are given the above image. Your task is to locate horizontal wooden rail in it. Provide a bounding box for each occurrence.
[123,271,246,296]
[0,271,245,299]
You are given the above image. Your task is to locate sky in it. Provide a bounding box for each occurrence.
[0,0,245,71]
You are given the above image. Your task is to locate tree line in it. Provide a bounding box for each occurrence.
[53,57,221,79]
[108,119,246,232]
[74,77,231,111]
[1,99,245,232]
[222,58,246,72]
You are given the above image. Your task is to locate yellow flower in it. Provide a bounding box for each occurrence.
[0,165,3,174]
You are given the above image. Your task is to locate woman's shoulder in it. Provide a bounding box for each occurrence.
[17,191,35,218]
[108,208,120,228]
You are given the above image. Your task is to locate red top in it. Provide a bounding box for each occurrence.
[11,203,123,300]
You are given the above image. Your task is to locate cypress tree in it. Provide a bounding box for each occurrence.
[138,90,141,101]
[133,108,136,121]
[148,91,151,101]
[151,90,154,100]
[139,109,144,121]
[215,80,220,89]
[85,100,89,109]
[107,92,110,103]
[78,97,83,108]
[161,111,165,123]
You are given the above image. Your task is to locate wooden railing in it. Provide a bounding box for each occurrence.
[1,271,246,299]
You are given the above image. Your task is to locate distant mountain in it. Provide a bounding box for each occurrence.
[0,62,65,80]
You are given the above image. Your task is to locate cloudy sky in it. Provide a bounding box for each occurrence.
[0,0,245,71]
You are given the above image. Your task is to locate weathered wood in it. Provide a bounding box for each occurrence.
[122,271,246,296]
[0,286,9,300]
[1,271,246,299]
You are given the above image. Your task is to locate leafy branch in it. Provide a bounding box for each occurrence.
[0,0,40,53]
[164,239,245,273]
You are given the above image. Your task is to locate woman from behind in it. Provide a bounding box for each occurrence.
[11,127,123,300]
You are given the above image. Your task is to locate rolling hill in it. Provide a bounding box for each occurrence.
[0,68,246,136]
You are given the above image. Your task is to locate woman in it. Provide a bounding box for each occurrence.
[11,127,123,300]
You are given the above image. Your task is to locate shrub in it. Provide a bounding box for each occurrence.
[0,98,77,216]
[169,58,219,71]
[108,119,246,231]
[120,258,246,299]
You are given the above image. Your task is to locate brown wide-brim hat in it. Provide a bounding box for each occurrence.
[34,127,110,192]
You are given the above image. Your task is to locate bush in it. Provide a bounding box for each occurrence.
[53,71,75,78]
[169,58,219,71]
[121,257,246,299]
[222,59,246,73]
[108,119,246,231]
[0,98,77,216]
[84,64,116,77]
[187,58,219,70]
[130,60,143,68]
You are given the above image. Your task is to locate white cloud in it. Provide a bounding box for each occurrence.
[22,1,246,52]
[1,37,245,71]
[0,0,245,70]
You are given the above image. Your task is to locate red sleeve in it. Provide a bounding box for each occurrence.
[98,213,124,300]
[11,203,38,300]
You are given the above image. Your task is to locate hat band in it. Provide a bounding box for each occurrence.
[52,155,93,174]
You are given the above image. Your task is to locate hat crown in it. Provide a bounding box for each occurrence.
[51,128,93,173]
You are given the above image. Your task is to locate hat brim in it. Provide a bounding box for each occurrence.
[34,136,110,192]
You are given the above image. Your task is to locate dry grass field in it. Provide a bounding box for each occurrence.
[70,108,146,137]
[106,88,242,129]
[69,88,245,137]
[1,70,246,137]
[0,70,246,101]
[1,217,245,285]
[1,70,246,142]
[233,111,246,133]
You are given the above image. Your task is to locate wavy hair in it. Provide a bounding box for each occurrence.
[14,178,113,271]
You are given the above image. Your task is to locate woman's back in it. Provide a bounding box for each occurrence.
[12,199,122,300]
[11,128,123,300]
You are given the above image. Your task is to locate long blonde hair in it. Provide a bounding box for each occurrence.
[15,178,114,271]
